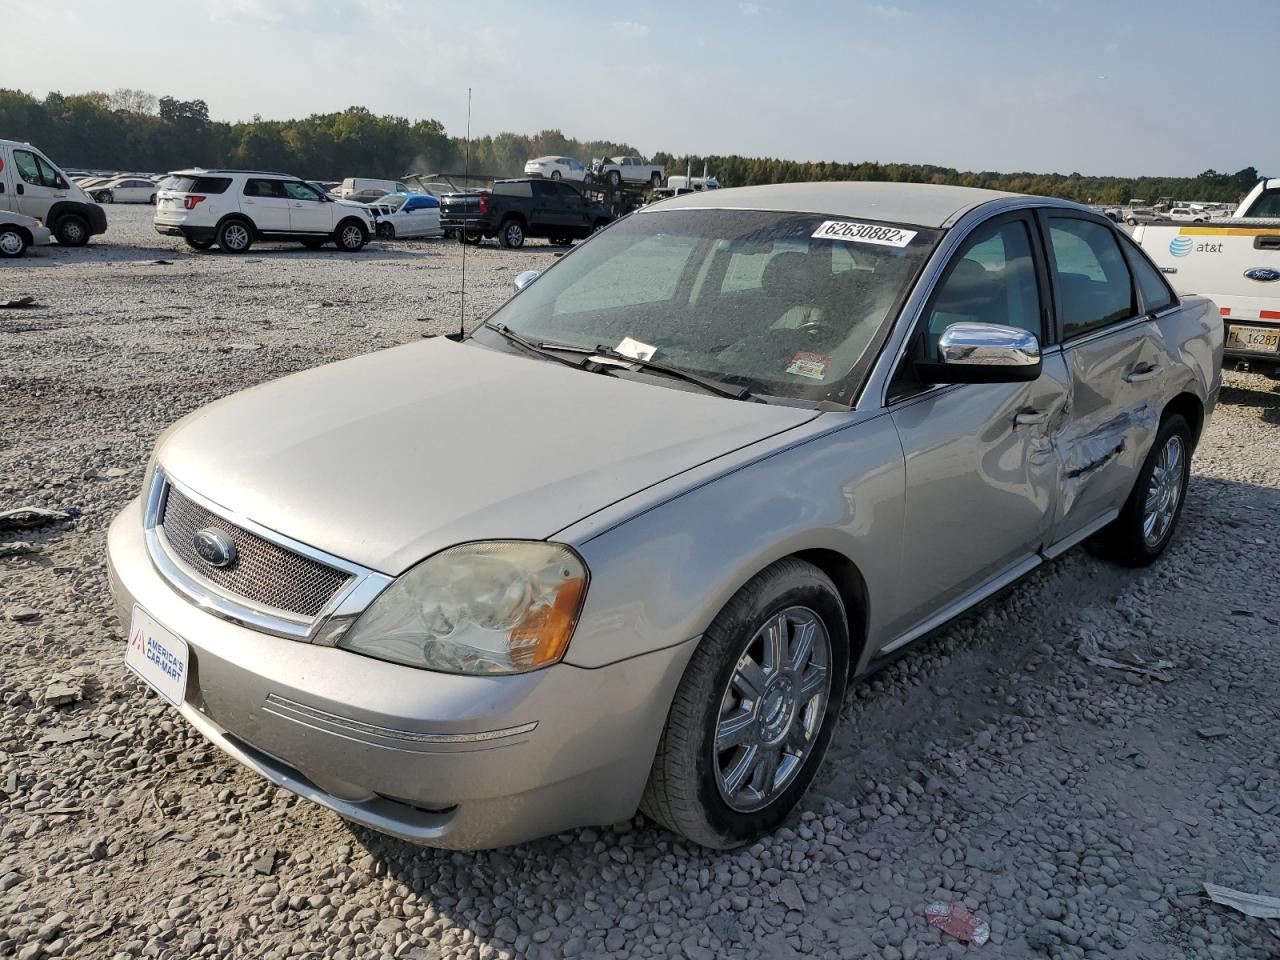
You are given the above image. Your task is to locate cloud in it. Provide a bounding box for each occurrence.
[359,0,403,17]
[738,2,761,15]
[611,20,649,38]
[866,3,909,19]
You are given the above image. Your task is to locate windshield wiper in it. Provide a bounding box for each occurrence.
[586,346,758,402]
[479,322,587,370]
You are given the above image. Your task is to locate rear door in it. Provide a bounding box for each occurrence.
[885,212,1069,639]
[1040,212,1169,546]
[240,178,290,232]
[10,147,67,220]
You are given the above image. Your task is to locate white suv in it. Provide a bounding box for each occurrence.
[154,169,376,253]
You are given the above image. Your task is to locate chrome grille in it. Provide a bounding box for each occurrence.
[158,485,352,619]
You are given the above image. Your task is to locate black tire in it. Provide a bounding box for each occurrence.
[1126,217,1137,226]
[641,558,850,849]
[460,232,483,246]
[551,170,562,181]
[149,194,157,205]
[0,227,28,258]
[54,214,90,247]
[335,219,368,252]
[95,191,113,204]
[650,171,662,189]
[592,219,610,234]
[301,239,326,250]
[184,236,215,251]
[497,218,525,249]
[376,223,395,241]
[550,236,573,247]
[216,218,254,254]
[1089,414,1192,567]
[606,170,621,188]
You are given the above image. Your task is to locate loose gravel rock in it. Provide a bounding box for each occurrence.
[2,204,1279,958]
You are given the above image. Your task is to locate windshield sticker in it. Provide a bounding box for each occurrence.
[812,220,917,248]
[786,352,830,380]
[614,336,657,361]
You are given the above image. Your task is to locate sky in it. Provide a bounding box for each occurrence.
[10,0,1277,178]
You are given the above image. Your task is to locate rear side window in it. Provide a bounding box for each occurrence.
[1245,189,1280,218]
[1118,234,1177,314]
[244,178,286,198]
[164,176,231,194]
[1045,218,1136,338]
[494,181,533,198]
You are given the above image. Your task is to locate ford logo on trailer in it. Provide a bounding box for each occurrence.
[1169,236,1193,258]
[1244,267,1280,283]
[192,529,237,568]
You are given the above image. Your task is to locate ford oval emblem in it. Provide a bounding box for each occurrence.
[1244,267,1280,283]
[192,528,237,568]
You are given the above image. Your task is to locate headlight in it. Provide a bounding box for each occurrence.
[339,541,587,675]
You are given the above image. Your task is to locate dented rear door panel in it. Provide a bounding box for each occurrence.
[1053,318,1168,539]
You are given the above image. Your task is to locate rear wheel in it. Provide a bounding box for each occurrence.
[216,218,253,253]
[641,558,849,849]
[335,220,368,252]
[184,236,215,251]
[606,170,621,188]
[650,171,663,189]
[0,227,28,258]
[149,194,157,205]
[54,214,90,247]
[460,232,483,246]
[497,218,525,249]
[95,190,114,204]
[551,170,562,181]
[1090,414,1192,566]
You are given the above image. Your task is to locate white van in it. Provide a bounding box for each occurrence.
[337,177,410,200]
[0,139,107,245]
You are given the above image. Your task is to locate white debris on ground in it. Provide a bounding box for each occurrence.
[2,204,1279,959]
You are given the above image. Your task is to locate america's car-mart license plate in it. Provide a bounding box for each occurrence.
[125,606,189,706]
[1226,324,1280,353]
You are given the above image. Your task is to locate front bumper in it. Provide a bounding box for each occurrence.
[106,499,695,848]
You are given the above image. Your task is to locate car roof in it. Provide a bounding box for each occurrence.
[166,168,297,178]
[642,181,1036,228]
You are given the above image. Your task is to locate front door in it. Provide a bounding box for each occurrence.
[886,212,1068,638]
[240,178,291,232]
[281,180,333,234]
[1039,212,1168,544]
[10,147,67,220]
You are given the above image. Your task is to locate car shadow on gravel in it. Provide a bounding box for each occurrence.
[1219,380,1280,425]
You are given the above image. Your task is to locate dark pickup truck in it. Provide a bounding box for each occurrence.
[440,178,614,249]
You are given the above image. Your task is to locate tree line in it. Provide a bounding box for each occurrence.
[0,88,1261,204]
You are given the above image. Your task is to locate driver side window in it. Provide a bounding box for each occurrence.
[920,219,1042,361]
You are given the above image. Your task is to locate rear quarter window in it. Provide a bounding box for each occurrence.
[493,182,533,198]
[165,176,231,194]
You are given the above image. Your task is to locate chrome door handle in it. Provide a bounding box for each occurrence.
[1124,363,1162,383]
[1015,410,1049,427]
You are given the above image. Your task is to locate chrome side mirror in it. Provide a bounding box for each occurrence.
[917,322,1042,384]
[513,270,541,292]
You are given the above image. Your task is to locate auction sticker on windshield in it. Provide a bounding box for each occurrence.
[125,606,189,706]
[812,221,917,248]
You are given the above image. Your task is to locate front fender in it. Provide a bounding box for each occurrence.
[562,413,906,674]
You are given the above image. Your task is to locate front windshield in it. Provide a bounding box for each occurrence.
[480,208,940,404]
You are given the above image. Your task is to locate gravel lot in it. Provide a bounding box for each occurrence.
[2,204,1279,960]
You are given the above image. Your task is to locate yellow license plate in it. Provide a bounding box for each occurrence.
[1226,325,1280,353]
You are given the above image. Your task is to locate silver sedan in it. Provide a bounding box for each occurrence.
[107,182,1221,849]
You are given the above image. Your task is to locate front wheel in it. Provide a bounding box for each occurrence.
[497,218,525,249]
[641,558,849,849]
[54,214,90,247]
[1090,414,1192,566]
[376,222,395,240]
[335,220,368,252]
[0,227,28,258]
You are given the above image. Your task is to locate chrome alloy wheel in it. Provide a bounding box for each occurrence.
[714,606,831,812]
[223,223,250,251]
[1143,433,1185,548]
[341,224,364,248]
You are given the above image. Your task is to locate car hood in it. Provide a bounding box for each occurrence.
[156,338,818,574]
[334,199,374,214]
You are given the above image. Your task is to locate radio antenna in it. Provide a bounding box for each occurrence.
[459,86,472,339]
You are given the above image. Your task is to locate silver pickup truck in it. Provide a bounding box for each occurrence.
[1135,177,1280,375]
